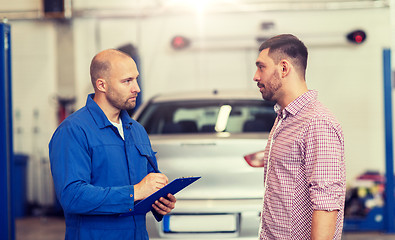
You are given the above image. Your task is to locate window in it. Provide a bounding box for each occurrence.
[137,100,276,134]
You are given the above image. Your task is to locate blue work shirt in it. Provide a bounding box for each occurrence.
[49,94,160,240]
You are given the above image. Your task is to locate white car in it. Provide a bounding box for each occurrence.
[133,89,276,239]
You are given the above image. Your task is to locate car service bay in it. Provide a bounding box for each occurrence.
[1,0,395,239]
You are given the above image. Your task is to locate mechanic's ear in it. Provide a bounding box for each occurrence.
[96,78,107,92]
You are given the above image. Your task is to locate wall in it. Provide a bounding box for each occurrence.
[10,20,58,204]
[77,8,390,182]
[3,4,392,189]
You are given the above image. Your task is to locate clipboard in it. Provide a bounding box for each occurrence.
[120,176,201,216]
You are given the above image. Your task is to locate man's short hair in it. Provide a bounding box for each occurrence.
[89,49,132,89]
[90,58,110,89]
[259,34,308,78]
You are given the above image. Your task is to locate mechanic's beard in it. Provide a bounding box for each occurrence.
[117,98,136,111]
[124,99,136,110]
[107,92,136,111]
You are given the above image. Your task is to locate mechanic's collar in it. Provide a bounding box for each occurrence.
[86,93,133,129]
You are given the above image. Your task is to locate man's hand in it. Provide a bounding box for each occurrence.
[152,193,177,215]
[134,173,169,201]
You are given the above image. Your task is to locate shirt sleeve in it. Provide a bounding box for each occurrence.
[49,121,135,215]
[304,116,346,211]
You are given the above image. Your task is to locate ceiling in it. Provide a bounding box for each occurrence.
[73,0,390,18]
[0,0,390,20]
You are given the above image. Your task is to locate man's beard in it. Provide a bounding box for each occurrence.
[261,71,282,102]
[112,97,136,111]
[106,88,136,110]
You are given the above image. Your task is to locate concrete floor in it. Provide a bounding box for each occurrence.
[16,217,65,240]
[14,216,395,240]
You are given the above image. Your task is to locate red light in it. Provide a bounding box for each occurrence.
[354,34,363,43]
[346,30,366,44]
[244,151,265,168]
[171,36,190,50]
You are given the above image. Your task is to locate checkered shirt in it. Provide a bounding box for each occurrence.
[259,90,346,240]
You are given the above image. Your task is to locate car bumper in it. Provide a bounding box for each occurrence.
[147,198,262,239]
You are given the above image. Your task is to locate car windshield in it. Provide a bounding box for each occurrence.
[137,100,277,134]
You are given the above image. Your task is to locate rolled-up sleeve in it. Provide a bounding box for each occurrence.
[304,116,346,211]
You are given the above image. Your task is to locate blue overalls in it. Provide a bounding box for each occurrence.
[49,94,160,240]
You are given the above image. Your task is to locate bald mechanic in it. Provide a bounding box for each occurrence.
[49,49,176,240]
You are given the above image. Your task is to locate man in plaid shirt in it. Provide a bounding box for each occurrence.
[253,34,345,240]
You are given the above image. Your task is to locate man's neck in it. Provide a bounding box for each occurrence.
[93,93,121,123]
[277,83,308,110]
[106,111,121,123]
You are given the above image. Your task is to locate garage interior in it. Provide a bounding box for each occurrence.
[1,0,395,239]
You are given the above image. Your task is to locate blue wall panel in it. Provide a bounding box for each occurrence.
[0,22,14,240]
